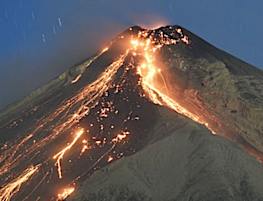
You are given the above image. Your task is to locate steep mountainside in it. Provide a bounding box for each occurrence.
[158,27,263,152]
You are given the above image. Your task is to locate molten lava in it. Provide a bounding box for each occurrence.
[53,128,84,179]
[57,186,75,201]
[0,165,39,201]
[129,31,215,134]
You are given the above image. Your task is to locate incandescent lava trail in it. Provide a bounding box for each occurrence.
[0,165,39,201]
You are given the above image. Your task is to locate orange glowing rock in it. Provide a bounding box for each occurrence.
[107,156,114,162]
[57,186,75,201]
[111,131,130,143]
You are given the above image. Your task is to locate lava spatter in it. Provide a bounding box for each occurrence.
[53,128,84,179]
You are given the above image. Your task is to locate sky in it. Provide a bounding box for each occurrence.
[0,0,262,109]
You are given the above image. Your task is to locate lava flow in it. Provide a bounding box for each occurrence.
[129,29,216,134]
[56,187,75,201]
[0,165,39,201]
[53,128,84,179]
[0,26,252,201]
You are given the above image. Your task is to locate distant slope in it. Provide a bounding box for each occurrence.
[0,56,95,126]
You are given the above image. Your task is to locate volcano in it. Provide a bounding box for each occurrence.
[0,25,263,201]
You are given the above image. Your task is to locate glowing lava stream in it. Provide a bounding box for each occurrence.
[51,52,128,179]
[56,186,75,201]
[130,33,216,134]
[53,128,84,179]
[0,165,39,201]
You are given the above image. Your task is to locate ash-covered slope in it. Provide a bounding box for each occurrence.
[0,25,263,201]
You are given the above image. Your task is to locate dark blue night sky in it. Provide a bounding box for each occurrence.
[0,0,262,109]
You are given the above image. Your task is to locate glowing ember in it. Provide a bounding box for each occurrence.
[57,187,75,201]
[107,156,114,162]
[53,128,84,179]
[112,131,130,143]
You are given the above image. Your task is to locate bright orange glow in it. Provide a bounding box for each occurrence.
[131,39,140,48]
[81,145,89,154]
[82,139,88,144]
[0,165,39,201]
[111,131,130,143]
[53,128,84,179]
[57,187,75,201]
